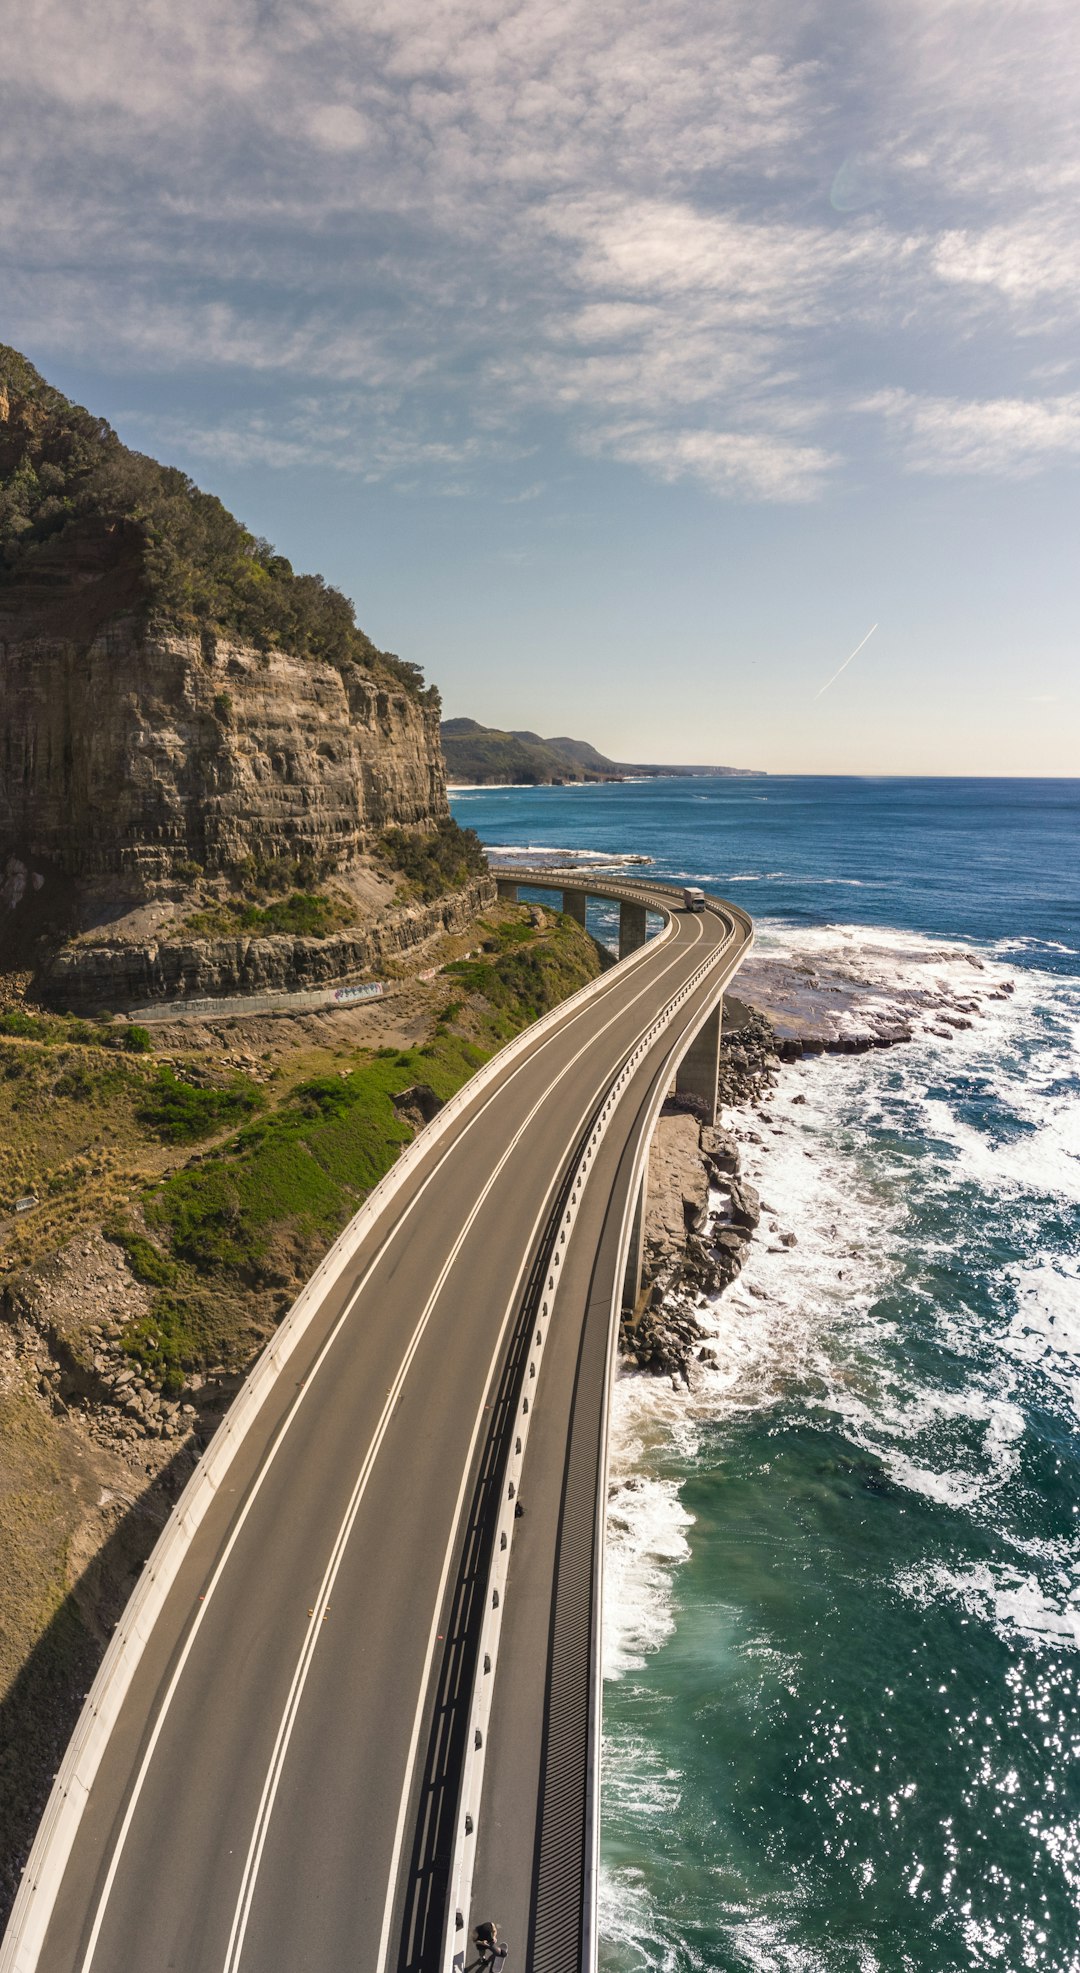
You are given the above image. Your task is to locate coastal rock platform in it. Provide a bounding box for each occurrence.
[620,931,1016,1384]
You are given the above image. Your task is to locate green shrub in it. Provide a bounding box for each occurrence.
[138,1067,264,1143]
[120,1293,220,1396]
[105,1224,179,1288]
[0,342,430,699]
[183,892,351,940]
[0,1011,48,1040]
[381,818,488,900]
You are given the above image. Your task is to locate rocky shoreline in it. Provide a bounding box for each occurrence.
[619,1007,781,1383]
[620,934,1016,1387]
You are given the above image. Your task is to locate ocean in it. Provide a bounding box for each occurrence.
[449,777,1080,1973]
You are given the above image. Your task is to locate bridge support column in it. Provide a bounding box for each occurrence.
[675,997,723,1125]
[496,878,519,902]
[618,899,648,959]
[622,1166,648,1311]
[561,888,588,927]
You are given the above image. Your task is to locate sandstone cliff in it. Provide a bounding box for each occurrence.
[0,346,490,1004]
[1,624,446,884]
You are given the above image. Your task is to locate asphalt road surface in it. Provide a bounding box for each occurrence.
[22,880,751,1973]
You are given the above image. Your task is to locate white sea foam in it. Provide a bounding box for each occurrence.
[992,936,1079,956]
[603,923,1079,1686]
[485,844,653,866]
[1002,1258,1080,1419]
[895,1557,1080,1651]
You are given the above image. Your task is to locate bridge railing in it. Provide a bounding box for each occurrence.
[0,876,692,1973]
[443,885,751,1973]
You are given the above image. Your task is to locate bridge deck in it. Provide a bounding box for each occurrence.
[7,878,750,1973]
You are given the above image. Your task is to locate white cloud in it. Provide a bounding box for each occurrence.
[932,220,1080,324]
[581,421,837,501]
[863,388,1080,476]
[1,0,1079,500]
[306,103,371,152]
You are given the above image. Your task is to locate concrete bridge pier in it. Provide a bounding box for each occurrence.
[618,899,648,959]
[496,878,519,901]
[675,997,723,1125]
[561,888,588,927]
[621,1167,648,1311]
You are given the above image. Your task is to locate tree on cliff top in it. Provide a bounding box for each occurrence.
[0,345,429,699]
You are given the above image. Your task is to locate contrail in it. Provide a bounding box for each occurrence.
[814,623,878,699]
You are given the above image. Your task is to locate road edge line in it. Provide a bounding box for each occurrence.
[0,883,677,1973]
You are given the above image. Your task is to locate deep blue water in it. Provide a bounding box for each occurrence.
[450,776,1080,973]
[453,779,1080,1973]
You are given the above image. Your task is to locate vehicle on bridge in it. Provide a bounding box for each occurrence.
[682,885,706,911]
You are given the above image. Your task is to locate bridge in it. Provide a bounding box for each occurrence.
[1,872,752,1973]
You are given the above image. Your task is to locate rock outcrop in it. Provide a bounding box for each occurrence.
[619,1011,781,1383]
[0,345,492,1006]
[42,875,492,1012]
[0,627,446,887]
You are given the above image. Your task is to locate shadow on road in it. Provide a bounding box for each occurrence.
[0,1435,203,1933]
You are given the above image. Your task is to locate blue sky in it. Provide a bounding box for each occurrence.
[4,0,1079,773]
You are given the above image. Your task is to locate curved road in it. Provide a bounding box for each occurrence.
[5,877,751,1973]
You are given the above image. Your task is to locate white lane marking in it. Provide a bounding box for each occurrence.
[223,912,712,1973]
[374,922,735,1973]
[76,911,711,1973]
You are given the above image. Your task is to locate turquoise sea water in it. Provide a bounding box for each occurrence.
[450,779,1080,1973]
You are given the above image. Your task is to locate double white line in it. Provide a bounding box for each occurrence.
[77,911,718,1973]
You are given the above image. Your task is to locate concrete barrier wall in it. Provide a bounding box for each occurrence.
[443,892,753,1973]
[0,886,681,1973]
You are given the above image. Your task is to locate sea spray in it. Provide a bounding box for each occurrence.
[599,926,1080,1973]
[451,775,1080,1971]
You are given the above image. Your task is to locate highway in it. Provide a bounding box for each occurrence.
[3,876,751,1973]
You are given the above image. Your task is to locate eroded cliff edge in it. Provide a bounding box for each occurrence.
[0,344,492,1006]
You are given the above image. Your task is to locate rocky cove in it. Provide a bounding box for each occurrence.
[622,931,1017,1388]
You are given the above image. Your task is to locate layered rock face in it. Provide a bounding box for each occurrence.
[0,346,488,1010]
[44,879,491,1012]
[1,620,446,884]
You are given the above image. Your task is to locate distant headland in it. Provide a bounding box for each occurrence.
[441,717,762,786]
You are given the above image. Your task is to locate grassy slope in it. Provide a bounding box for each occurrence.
[2,906,602,1392]
[0,904,604,1912]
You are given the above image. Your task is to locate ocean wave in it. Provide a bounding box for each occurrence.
[604,956,1080,1684]
[1003,1258,1080,1419]
[895,1557,1080,1651]
[991,936,1080,956]
[485,844,654,866]
[604,1449,693,1681]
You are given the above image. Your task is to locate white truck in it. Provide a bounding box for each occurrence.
[682,886,706,912]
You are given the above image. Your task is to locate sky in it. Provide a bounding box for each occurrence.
[3,0,1079,774]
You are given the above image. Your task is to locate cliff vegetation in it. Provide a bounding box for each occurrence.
[0,345,424,696]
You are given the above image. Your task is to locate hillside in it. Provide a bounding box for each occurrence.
[441,717,759,783]
[0,348,490,1008]
[0,345,422,694]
